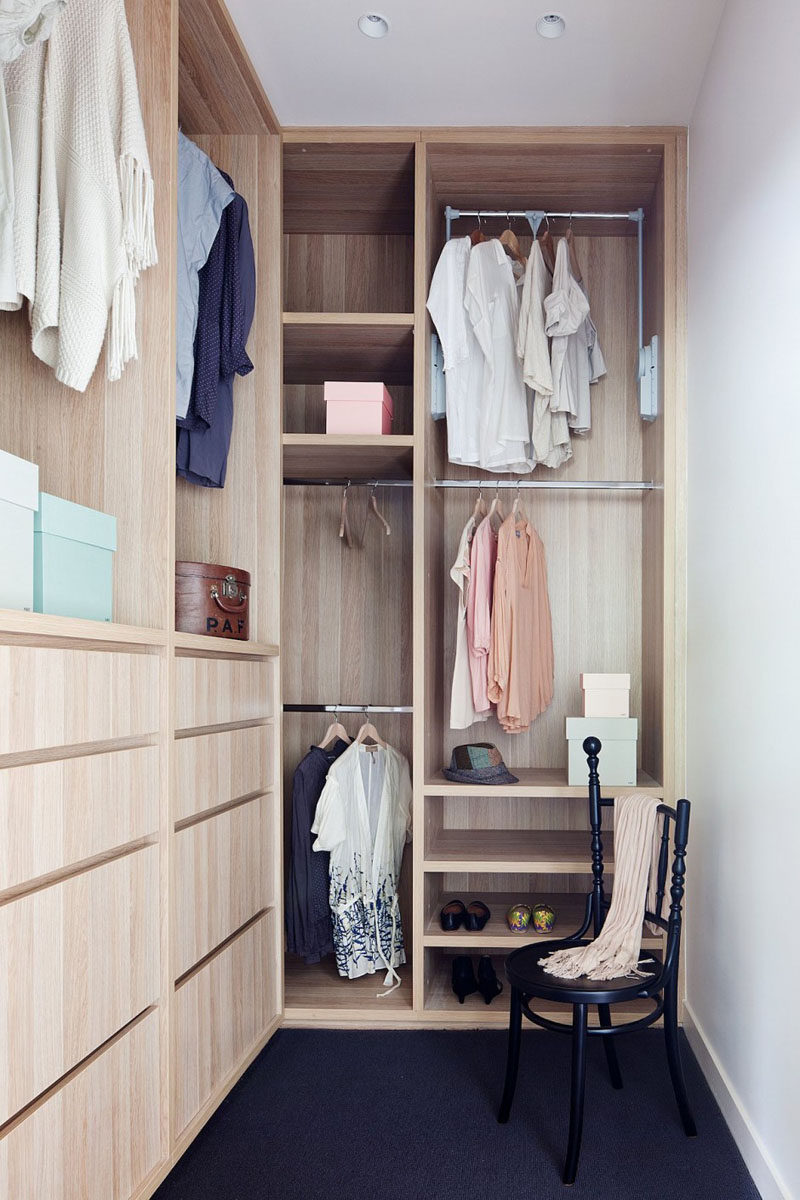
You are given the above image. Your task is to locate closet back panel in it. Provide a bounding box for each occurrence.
[283,235,414,313]
[174,133,282,646]
[284,385,414,436]
[0,3,175,631]
[281,486,413,707]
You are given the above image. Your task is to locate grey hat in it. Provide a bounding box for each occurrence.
[443,743,518,785]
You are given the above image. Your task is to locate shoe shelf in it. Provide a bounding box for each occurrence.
[423,767,662,798]
[424,829,615,875]
[423,891,663,950]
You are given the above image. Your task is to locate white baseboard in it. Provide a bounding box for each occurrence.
[683,1003,793,1200]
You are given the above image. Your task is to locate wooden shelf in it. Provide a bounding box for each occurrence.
[425,829,614,874]
[283,314,414,385]
[283,434,414,481]
[283,955,413,1021]
[0,609,168,649]
[424,767,661,798]
[424,956,658,1025]
[423,891,662,949]
[173,631,279,658]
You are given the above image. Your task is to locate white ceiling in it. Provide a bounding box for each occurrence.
[226,0,727,128]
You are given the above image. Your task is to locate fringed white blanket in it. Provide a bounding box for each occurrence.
[539,792,663,982]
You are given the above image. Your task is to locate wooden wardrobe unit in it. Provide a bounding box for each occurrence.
[0,1,686,1195]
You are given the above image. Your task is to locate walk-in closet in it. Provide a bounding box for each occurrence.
[0,1,703,1195]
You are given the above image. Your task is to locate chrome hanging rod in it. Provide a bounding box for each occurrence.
[283,704,413,714]
[434,479,657,491]
[283,477,413,488]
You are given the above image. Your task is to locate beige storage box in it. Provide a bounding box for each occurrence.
[566,716,638,786]
[581,672,631,718]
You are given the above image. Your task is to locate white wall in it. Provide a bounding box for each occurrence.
[686,1,800,1197]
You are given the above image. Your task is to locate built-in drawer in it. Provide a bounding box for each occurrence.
[174,724,271,823]
[174,795,270,979]
[0,1009,161,1200]
[0,845,159,1124]
[0,745,160,892]
[0,645,160,756]
[174,910,276,1134]
[174,655,272,731]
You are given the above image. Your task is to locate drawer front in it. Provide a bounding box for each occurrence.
[0,1009,161,1200]
[175,656,272,731]
[0,846,159,1124]
[0,646,160,756]
[174,910,275,1134]
[174,796,269,979]
[0,746,160,892]
[174,725,271,823]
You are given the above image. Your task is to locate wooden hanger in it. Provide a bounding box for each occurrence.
[355,717,387,748]
[318,711,352,750]
[538,215,556,274]
[499,220,526,267]
[512,480,527,523]
[565,219,583,283]
[339,481,354,548]
[470,213,487,245]
[368,485,391,536]
[472,484,487,523]
[488,482,506,532]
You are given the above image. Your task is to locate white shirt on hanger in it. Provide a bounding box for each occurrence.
[426,236,483,465]
[465,238,533,473]
[450,515,488,730]
[312,741,412,989]
[544,238,606,435]
[517,240,572,469]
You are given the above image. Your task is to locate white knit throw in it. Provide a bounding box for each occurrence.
[539,792,663,982]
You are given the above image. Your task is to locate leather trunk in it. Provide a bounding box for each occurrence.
[175,561,250,640]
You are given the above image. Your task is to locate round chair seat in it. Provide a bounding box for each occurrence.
[505,939,659,1006]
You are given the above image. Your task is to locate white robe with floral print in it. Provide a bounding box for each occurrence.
[312,741,412,988]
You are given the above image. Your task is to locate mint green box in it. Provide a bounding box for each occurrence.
[33,494,117,622]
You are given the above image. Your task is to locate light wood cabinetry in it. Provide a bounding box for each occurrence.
[0,1,687,1193]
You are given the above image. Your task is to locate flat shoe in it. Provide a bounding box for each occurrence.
[440,900,466,931]
[464,900,491,931]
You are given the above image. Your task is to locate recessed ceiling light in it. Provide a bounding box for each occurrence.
[358,13,390,38]
[536,13,566,38]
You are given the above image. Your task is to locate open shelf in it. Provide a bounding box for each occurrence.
[283,955,413,1021]
[425,830,615,874]
[424,767,661,798]
[283,434,414,481]
[0,608,168,649]
[283,314,414,385]
[173,631,279,658]
[423,891,662,949]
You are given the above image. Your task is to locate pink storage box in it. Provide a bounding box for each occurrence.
[324,382,394,435]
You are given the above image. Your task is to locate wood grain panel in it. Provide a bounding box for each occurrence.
[175,655,272,730]
[283,435,414,481]
[173,911,276,1134]
[281,486,413,706]
[283,234,414,313]
[0,846,159,1125]
[284,384,414,436]
[175,133,282,647]
[0,746,159,892]
[174,796,270,979]
[0,646,160,756]
[424,829,614,873]
[283,319,414,386]
[283,954,413,1017]
[178,0,279,135]
[0,1010,161,1200]
[174,725,270,823]
[283,143,415,235]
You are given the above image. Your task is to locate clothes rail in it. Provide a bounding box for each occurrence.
[283,477,413,488]
[444,204,657,422]
[434,479,657,491]
[283,704,413,714]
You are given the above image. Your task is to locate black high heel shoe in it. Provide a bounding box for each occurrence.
[451,956,479,1003]
[477,956,503,1005]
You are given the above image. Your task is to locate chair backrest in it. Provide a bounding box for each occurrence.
[583,736,691,982]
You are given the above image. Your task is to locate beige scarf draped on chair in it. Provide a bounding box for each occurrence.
[540,792,664,982]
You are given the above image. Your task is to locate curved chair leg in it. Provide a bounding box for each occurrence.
[664,980,697,1137]
[498,985,522,1124]
[563,1004,588,1185]
[597,1004,623,1089]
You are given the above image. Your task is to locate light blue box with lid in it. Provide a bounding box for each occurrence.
[33,493,117,622]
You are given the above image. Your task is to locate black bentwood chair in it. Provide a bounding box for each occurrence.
[497,737,696,1184]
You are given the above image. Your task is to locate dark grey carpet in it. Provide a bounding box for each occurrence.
[155,1029,760,1200]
